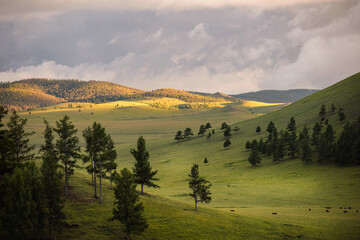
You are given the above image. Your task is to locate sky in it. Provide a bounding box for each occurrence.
[0,0,359,94]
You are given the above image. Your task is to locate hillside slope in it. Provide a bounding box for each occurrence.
[232,89,318,103]
[0,79,236,110]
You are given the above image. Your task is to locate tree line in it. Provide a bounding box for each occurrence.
[246,104,360,166]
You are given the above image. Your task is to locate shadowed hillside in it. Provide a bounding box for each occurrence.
[232,89,319,103]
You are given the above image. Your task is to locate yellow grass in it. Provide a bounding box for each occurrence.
[240,100,284,108]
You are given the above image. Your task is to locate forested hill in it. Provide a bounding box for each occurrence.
[0,78,235,110]
[232,89,319,103]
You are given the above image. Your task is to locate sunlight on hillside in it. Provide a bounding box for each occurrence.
[240,100,284,108]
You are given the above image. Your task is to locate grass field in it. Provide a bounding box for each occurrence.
[5,72,360,239]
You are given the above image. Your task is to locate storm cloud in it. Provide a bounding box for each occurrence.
[0,0,359,93]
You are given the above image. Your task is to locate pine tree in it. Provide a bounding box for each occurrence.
[223,139,231,149]
[319,104,327,121]
[198,124,206,136]
[205,122,212,129]
[111,168,148,240]
[338,108,346,122]
[256,126,261,134]
[54,115,80,199]
[318,124,335,163]
[103,138,118,190]
[266,121,278,156]
[273,131,286,162]
[174,130,184,141]
[6,110,35,170]
[204,157,208,164]
[245,141,251,149]
[188,163,212,211]
[82,126,97,197]
[40,120,65,240]
[0,106,10,177]
[311,122,322,159]
[287,117,296,132]
[335,122,353,165]
[300,126,312,163]
[131,136,159,195]
[330,103,336,113]
[248,144,261,166]
[220,122,228,130]
[184,128,194,139]
[0,162,45,240]
[223,126,231,138]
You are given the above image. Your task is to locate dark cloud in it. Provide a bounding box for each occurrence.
[0,1,359,93]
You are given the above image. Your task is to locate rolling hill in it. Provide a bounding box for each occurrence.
[0,79,239,110]
[232,89,319,103]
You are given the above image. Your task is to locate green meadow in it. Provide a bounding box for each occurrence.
[8,73,360,239]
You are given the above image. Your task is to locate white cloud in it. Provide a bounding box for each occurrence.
[144,28,164,42]
[0,0,342,22]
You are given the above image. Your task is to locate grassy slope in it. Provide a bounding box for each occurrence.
[6,73,360,239]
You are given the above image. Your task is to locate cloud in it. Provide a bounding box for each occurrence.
[144,28,164,42]
[0,0,343,22]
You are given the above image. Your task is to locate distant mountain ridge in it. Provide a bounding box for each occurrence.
[231,89,319,103]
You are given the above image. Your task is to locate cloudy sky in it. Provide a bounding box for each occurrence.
[0,0,359,93]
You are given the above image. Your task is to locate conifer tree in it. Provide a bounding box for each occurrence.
[6,111,35,170]
[287,117,298,159]
[54,115,80,199]
[0,162,45,240]
[82,126,97,196]
[319,104,327,120]
[205,122,212,129]
[0,106,10,177]
[188,163,212,211]
[174,130,183,141]
[311,122,322,160]
[224,126,232,138]
[131,136,159,195]
[198,124,206,136]
[184,128,194,139]
[40,120,65,240]
[112,168,148,240]
[223,139,231,149]
[330,103,336,113]
[221,122,228,130]
[338,108,346,122]
[300,126,312,163]
[245,141,251,149]
[103,138,118,190]
[256,126,261,134]
[248,144,261,166]
[273,131,286,162]
[266,121,278,155]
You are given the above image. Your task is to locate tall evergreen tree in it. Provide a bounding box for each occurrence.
[54,115,80,199]
[319,124,335,163]
[256,126,261,134]
[330,103,336,113]
[0,106,10,177]
[103,138,118,190]
[311,122,322,160]
[319,104,327,120]
[0,162,45,240]
[111,168,148,240]
[300,126,312,163]
[266,121,278,155]
[205,122,212,130]
[273,131,286,162]
[198,124,206,136]
[131,136,159,195]
[248,144,261,166]
[184,128,194,139]
[224,126,232,138]
[220,122,228,130]
[6,111,35,170]
[174,130,184,141]
[223,139,231,149]
[286,117,298,159]
[335,122,353,165]
[188,163,212,211]
[40,120,65,240]
[82,126,97,196]
[338,108,346,122]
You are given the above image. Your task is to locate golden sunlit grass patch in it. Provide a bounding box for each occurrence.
[240,100,284,108]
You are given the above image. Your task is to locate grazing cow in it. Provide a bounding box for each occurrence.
[325,207,331,209]
[340,207,343,209]
[344,207,347,209]
[230,210,235,212]
[356,210,359,213]
[272,213,277,215]
[326,210,329,213]
[309,208,311,211]
[344,211,348,213]
[349,207,351,209]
